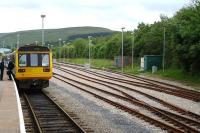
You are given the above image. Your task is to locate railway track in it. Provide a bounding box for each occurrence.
[55,62,200,102]
[20,91,86,133]
[102,68,200,95]
[53,73,200,133]
[54,65,200,121]
[20,95,39,133]
[57,62,197,95]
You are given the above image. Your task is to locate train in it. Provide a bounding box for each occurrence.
[3,44,53,90]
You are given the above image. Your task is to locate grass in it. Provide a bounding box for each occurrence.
[61,58,114,68]
[144,69,200,91]
[58,58,200,91]
[61,58,141,74]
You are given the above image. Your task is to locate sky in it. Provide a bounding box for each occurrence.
[0,0,190,33]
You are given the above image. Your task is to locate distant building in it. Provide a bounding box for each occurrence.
[0,48,11,54]
[141,55,162,71]
[114,56,131,67]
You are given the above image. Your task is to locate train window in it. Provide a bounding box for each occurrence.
[30,54,38,66]
[19,54,27,67]
[42,54,49,66]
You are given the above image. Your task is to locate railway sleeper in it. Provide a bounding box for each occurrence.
[43,129,77,132]
[39,122,69,125]
[36,114,64,117]
[42,125,77,129]
[41,124,73,128]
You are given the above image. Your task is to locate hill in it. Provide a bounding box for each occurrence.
[0,33,8,38]
[0,26,114,47]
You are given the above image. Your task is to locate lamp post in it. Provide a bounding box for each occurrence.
[51,45,53,54]
[163,27,166,72]
[10,44,12,51]
[63,41,66,63]
[3,40,5,48]
[67,42,70,62]
[41,14,46,46]
[17,34,20,49]
[121,27,125,72]
[131,31,134,69]
[35,41,38,45]
[58,38,62,62]
[88,36,92,67]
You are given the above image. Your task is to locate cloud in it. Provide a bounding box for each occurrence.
[0,0,191,33]
[139,0,190,14]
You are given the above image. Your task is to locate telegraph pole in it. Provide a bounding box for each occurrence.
[121,27,125,72]
[131,31,134,69]
[17,34,20,49]
[41,14,46,46]
[163,27,166,72]
[88,36,92,67]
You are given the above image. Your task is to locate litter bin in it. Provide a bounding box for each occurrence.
[152,66,157,73]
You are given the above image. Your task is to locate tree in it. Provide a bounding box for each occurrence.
[173,1,200,74]
[71,38,87,58]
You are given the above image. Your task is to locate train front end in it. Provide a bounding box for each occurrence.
[15,45,53,90]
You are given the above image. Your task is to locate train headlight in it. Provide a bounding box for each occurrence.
[18,69,26,72]
[43,68,50,72]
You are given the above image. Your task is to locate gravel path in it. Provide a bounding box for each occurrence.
[43,79,165,133]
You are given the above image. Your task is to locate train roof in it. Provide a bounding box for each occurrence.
[18,44,50,52]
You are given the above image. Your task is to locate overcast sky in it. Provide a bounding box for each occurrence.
[0,0,190,33]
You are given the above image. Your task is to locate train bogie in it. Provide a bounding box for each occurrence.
[17,79,49,89]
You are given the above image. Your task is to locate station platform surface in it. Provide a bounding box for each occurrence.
[0,71,22,133]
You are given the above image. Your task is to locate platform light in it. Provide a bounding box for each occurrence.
[63,41,66,62]
[58,38,62,61]
[41,14,46,46]
[88,36,92,67]
[121,27,125,73]
[131,31,134,69]
[163,26,166,72]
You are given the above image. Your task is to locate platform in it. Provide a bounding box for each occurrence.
[0,71,25,133]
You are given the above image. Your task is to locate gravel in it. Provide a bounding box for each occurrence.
[138,75,198,90]
[54,66,200,122]
[124,84,200,115]
[72,67,200,115]
[54,69,179,127]
[61,66,146,85]
[55,68,171,113]
[54,69,125,96]
[91,70,200,115]
[43,79,166,133]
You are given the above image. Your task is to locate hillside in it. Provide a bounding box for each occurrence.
[0,33,8,38]
[0,26,114,47]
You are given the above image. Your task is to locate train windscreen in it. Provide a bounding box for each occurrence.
[30,54,38,66]
[19,54,27,67]
[42,54,49,66]
[18,53,49,67]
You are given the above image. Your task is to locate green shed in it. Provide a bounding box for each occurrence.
[144,55,162,71]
